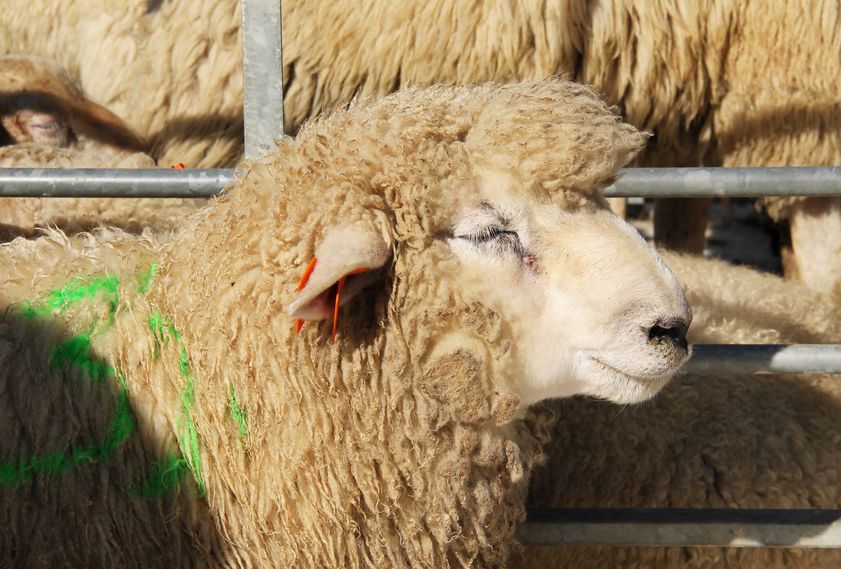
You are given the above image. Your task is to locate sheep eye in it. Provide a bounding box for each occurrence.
[31,121,59,132]
[457,226,519,243]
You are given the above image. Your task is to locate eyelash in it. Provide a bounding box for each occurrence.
[459,226,519,243]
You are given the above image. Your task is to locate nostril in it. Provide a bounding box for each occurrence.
[647,317,689,351]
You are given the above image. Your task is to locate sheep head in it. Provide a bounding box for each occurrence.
[273,79,690,409]
[151,79,693,566]
[0,55,146,153]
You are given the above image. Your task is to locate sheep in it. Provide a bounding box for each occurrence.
[514,250,841,569]
[0,144,205,240]
[0,54,146,156]
[3,0,838,289]
[0,79,693,567]
[0,55,204,239]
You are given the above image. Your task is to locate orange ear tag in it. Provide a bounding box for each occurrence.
[295,258,318,334]
[170,163,187,169]
[331,267,368,343]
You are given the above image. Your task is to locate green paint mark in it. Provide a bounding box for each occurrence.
[103,385,135,457]
[51,335,113,384]
[0,451,66,486]
[0,342,134,486]
[3,274,132,487]
[136,263,158,295]
[229,386,250,451]
[132,455,191,497]
[148,311,206,497]
[0,404,132,486]
[4,269,201,499]
[21,275,119,320]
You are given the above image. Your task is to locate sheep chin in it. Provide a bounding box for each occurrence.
[580,356,678,405]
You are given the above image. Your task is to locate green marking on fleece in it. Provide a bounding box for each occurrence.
[148,311,207,497]
[0,374,137,486]
[2,277,134,487]
[3,268,196,498]
[132,455,191,497]
[229,386,250,451]
[21,275,119,320]
[136,263,159,295]
[51,334,113,384]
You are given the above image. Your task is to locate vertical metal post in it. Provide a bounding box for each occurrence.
[241,0,285,158]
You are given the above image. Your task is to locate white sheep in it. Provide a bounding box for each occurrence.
[0,55,203,239]
[0,54,146,156]
[2,0,838,289]
[516,250,841,569]
[0,80,690,567]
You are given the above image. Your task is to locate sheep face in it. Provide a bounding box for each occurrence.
[149,80,695,566]
[0,105,72,147]
[0,56,76,147]
[0,55,145,154]
[445,177,691,406]
[287,170,690,411]
[282,80,692,413]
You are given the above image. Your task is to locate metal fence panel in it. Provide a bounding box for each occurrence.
[2,167,841,198]
[519,509,841,547]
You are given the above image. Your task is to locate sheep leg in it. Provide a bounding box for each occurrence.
[784,196,841,293]
[606,197,627,218]
[653,197,711,254]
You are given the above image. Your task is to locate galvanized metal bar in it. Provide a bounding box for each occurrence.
[519,508,841,547]
[606,167,841,198]
[0,168,235,198]
[683,344,841,375]
[241,0,284,158]
[1,167,841,198]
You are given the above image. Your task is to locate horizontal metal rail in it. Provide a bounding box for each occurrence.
[683,344,841,375]
[519,508,841,547]
[0,168,236,198]
[1,166,841,198]
[609,167,841,198]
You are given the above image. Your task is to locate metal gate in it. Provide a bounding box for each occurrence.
[2,0,841,549]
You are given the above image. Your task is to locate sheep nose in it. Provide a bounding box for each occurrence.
[647,317,689,352]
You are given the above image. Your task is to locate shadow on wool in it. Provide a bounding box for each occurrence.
[520,369,841,566]
[713,101,841,161]
[0,310,224,567]
[0,91,147,153]
[148,113,244,158]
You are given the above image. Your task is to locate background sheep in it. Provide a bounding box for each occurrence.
[1,80,691,567]
[515,251,841,569]
[2,0,838,289]
[0,55,204,239]
[0,54,146,156]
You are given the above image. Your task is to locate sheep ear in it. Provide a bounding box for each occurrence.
[288,224,390,321]
[67,97,148,153]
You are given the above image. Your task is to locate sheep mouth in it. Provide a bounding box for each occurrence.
[590,357,678,385]
[586,356,680,403]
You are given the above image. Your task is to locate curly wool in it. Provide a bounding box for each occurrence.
[0,80,645,567]
[516,251,841,569]
[0,144,204,239]
[0,55,203,239]
[2,0,839,207]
